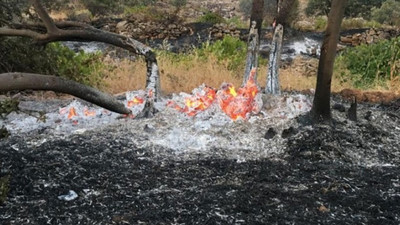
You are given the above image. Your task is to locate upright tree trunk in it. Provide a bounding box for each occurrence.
[250,0,264,39]
[311,0,347,122]
[265,24,283,95]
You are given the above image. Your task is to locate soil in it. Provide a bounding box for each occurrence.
[0,95,399,224]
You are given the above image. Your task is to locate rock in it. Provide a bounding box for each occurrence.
[116,20,129,32]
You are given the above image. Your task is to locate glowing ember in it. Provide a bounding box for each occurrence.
[217,68,259,120]
[168,86,217,116]
[168,68,260,120]
[68,107,78,119]
[84,108,96,117]
[127,97,144,107]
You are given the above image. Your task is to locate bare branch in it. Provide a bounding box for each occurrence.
[0,73,131,115]
[0,27,45,39]
[29,0,58,33]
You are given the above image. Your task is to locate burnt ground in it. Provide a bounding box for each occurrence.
[1,98,400,224]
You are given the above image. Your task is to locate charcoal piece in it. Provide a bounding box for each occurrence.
[264,128,277,139]
[333,103,346,112]
[281,127,297,138]
[347,98,357,122]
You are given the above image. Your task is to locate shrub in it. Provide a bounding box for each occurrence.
[170,0,187,9]
[197,11,225,24]
[0,37,106,88]
[306,0,385,19]
[371,0,400,26]
[314,16,327,31]
[0,98,19,117]
[336,37,400,88]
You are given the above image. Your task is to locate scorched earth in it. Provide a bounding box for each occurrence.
[0,91,400,224]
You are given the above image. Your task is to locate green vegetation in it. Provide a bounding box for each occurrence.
[336,37,400,88]
[0,175,10,204]
[157,36,252,77]
[371,0,400,26]
[0,98,19,118]
[306,0,385,18]
[0,38,106,88]
[197,11,226,24]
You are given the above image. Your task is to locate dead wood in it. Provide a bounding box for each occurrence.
[0,0,160,116]
[265,24,283,95]
[0,73,131,115]
[242,21,259,86]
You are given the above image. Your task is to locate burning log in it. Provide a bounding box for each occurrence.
[266,24,283,95]
[0,0,160,117]
[242,21,260,86]
[0,73,131,115]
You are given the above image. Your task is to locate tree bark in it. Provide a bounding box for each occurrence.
[0,73,131,114]
[311,0,347,122]
[265,24,283,95]
[250,0,264,39]
[242,21,260,86]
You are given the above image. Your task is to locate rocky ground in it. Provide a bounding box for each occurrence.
[0,94,399,224]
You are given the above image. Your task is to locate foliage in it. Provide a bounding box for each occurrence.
[336,37,400,88]
[341,17,382,29]
[170,0,187,9]
[306,0,386,19]
[197,11,226,24]
[0,175,10,204]
[0,37,106,88]
[371,0,400,26]
[314,16,327,30]
[226,16,248,29]
[0,98,19,118]
[81,0,159,15]
[157,36,249,77]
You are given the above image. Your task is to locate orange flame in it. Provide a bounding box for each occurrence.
[217,68,259,120]
[168,86,217,116]
[84,108,96,117]
[68,107,78,119]
[127,97,144,107]
[168,68,259,120]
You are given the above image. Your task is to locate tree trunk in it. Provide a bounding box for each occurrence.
[265,24,283,95]
[0,73,131,114]
[242,21,260,86]
[250,0,264,39]
[311,0,347,122]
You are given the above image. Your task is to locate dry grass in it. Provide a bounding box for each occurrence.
[103,55,396,96]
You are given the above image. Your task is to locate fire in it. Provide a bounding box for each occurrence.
[168,68,260,120]
[84,107,96,117]
[127,96,144,107]
[217,68,259,120]
[168,86,217,116]
[68,107,78,119]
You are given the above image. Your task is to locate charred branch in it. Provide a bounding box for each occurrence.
[265,24,283,95]
[0,73,131,115]
[242,21,259,86]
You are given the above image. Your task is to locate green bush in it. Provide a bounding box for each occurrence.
[0,37,106,88]
[371,0,400,26]
[197,11,226,24]
[0,98,19,117]
[306,0,385,19]
[336,37,400,88]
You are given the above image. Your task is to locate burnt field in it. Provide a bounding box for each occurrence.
[1,96,400,224]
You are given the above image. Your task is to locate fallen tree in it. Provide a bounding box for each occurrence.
[0,0,160,116]
[0,73,131,114]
